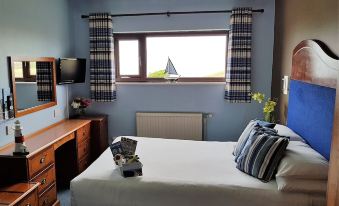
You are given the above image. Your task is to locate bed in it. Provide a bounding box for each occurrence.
[71,136,326,206]
[71,40,339,206]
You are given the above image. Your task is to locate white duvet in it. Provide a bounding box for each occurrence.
[71,136,325,206]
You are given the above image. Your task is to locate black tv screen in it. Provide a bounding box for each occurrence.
[57,58,86,84]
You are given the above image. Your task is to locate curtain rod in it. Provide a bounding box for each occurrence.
[81,9,264,18]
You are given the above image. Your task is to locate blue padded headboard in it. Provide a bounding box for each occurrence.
[287,80,336,160]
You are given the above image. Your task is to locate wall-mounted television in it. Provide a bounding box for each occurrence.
[57,58,86,84]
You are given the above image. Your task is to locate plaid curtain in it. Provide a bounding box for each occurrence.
[89,13,117,102]
[225,8,253,103]
[36,62,53,101]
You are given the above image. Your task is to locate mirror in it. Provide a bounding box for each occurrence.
[8,57,57,118]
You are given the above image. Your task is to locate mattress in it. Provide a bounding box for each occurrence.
[71,136,326,206]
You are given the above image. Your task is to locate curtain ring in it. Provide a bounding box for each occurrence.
[167,11,170,17]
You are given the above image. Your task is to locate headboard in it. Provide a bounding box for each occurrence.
[286,40,339,206]
[287,40,338,160]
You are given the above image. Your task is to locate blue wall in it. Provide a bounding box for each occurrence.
[0,0,276,146]
[69,0,276,141]
[0,0,72,146]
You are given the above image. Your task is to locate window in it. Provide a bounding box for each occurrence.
[14,62,24,78]
[118,40,140,76]
[29,62,37,76]
[13,61,37,82]
[115,31,228,82]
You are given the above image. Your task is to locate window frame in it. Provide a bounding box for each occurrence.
[14,61,37,82]
[114,30,229,82]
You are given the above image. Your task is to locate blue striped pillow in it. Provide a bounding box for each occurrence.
[233,121,277,162]
[233,120,257,158]
[236,132,289,182]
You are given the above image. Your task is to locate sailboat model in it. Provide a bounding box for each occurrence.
[164,57,180,81]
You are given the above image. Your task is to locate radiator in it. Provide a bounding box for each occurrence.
[136,112,203,141]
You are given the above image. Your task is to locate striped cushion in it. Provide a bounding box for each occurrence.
[233,120,276,162]
[236,132,289,182]
[233,120,257,157]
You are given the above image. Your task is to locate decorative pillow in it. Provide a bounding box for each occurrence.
[233,120,257,157]
[236,132,289,182]
[257,120,276,129]
[276,141,329,180]
[276,177,327,194]
[233,120,276,159]
[234,125,277,163]
[274,124,305,142]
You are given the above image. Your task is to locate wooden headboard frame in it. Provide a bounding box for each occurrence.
[291,40,339,206]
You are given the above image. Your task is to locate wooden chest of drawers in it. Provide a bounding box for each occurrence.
[76,115,108,162]
[28,147,55,179]
[76,123,91,173]
[38,184,57,206]
[0,146,57,206]
[31,165,55,195]
[17,189,38,206]
[0,119,92,206]
[0,183,39,206]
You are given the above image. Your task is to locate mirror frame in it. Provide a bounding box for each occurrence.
[8,57,57,118]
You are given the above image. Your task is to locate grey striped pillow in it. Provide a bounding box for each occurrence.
[236,133,289,182]
[233,120,276,161]
[233,120,257,158]
[234,124,277,162]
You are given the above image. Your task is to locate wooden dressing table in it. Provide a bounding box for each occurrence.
[0,183,39,206]
[0,119,96,206]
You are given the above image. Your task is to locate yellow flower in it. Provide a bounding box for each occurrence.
[263,100,277,114]
[252,92,265,103]
[252,91,278,122]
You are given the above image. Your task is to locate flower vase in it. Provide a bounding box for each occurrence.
[264,112,276,123]
[75,108,86,117]
[264,112,271,122]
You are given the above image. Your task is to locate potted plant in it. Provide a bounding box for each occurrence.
[252,92,277,123]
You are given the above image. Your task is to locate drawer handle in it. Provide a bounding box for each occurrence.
[41,178,47,185]
[26,204,31,206]
[40,156,45,164]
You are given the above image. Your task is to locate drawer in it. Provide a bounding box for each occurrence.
[78,155,90,173]
[38,184,57,206]
[28,147,54,178]
[76,123,91,143]
[77,137,90,160]
[31,165,56,194]
[17,188,38,206]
